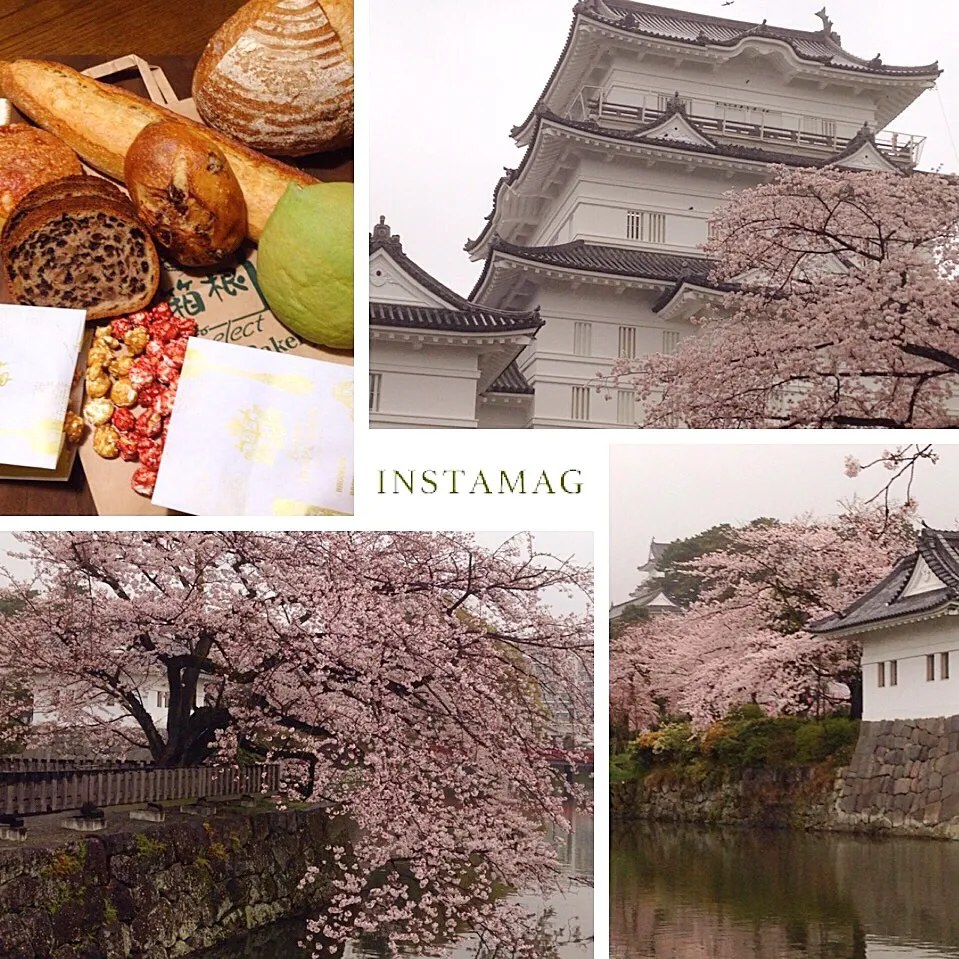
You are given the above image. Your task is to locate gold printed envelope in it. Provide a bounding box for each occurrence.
[152,338,354,516]
[0,305,86,470]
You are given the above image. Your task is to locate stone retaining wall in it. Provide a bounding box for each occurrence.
[613,716,959,839]
[0,808,344,959]
[833,716,959,838]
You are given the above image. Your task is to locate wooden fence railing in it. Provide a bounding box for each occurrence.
[0,758,151,773]
[0,764,280,816]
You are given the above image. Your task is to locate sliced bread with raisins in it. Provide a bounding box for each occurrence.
[1,175,160,320]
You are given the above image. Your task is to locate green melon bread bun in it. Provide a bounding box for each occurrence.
[257,181,354,350]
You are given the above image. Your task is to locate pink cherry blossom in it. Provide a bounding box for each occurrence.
[0,532,593,957]
[611,503,916,729]
[605,167,959,428]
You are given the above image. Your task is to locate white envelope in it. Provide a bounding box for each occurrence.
[152,337,354,516]
[0,305,86,470]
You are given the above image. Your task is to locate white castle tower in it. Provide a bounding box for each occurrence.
[462,0,939,428]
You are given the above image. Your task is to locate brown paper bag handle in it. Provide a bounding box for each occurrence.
[82,54,179,107]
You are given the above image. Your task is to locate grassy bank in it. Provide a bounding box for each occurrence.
[611,707,859,786]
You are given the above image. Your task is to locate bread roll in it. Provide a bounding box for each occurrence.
[192,0,353,156]
[0,125,82,228]
[0,59,317,240]
[2,175,161,320]
[125,121,247,267]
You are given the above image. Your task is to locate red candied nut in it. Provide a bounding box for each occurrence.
[130,466,158,497]
[111,407,136,433]
[135,410,164,438]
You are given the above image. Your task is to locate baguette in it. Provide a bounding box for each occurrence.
[0,59,317,240]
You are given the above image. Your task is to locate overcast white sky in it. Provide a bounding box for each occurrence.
[610,443,959,602]
[370,0,957,296]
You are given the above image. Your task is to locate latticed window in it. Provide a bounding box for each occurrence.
[571,386,590,421]
[626,210,666,244]
[662,330,682,355]
[573,322,592,356]
[877,662,886,688]
[618,326,638,358]
[889,660,898,686]
[942,652,951,680]
[927,654,936,681]
[616,390,635,425]
[156,690,170,708]
[369,373,383,412]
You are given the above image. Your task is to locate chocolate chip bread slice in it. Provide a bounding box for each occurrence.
[1,175,160,320]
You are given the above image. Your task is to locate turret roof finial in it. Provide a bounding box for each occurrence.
[814,7,841,43]
[372,215,402,252]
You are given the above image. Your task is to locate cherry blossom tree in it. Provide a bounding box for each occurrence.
[607,167,959,428]
[611,503,916,729]
[0,531,593,957]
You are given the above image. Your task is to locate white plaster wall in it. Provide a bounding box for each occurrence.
[32,674,204,729]
[476,400,530,429]
[599,49,882,134]
[517,282,693,427]
[371,340,481,428]
[531,158,762,252]
[860,616,959,721]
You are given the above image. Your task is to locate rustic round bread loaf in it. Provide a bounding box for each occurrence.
[0,125,83,227]
[124,121,248,267]
[1,176,161,320]
[192,0,354,157]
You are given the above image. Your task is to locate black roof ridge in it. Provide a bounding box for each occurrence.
[808,552,917,631]
[485,361,534,395]
[369,302,544,335]
[536,108,911,171]
[588,1,940,75]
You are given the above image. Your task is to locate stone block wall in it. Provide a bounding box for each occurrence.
[833,716,959,838]
[0,808,344,959]
[612,715,959,840]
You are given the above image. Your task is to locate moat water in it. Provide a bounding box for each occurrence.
[611,821,959,959]
[196,810,593,959]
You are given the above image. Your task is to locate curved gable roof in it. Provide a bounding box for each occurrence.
[370,218,543,334]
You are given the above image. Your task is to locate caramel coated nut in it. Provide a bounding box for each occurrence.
[87,345,112,369]
[82,397,115,426]
[85,369,112,399]
[92,425,121,459]
[124,326,150,355]
[62,411,85,445]
[109,355,134,379]
[110,378,138,408]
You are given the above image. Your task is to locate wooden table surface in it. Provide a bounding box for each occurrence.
[0,0,248,58]
[0,2,353,517]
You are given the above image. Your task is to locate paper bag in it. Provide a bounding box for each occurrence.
[152,338,353,516]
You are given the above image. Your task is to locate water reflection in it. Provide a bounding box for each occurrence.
[196,811,593,959]
[610,822,959,959]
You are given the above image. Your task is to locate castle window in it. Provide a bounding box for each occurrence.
[156,690,170,709]
[573,322,592,356]
[571,386,590,421]
[626,210,666,244]
[369,373,383,412]
[616,390,635,425]
[927,654,936,681]
[889,660,898,686]
[662,331,682,355]
[942,652,950,680]
[618,326,638,359]
[877,662,885,688]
